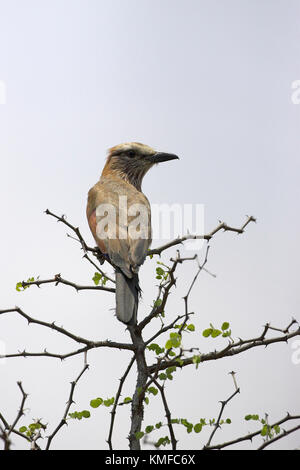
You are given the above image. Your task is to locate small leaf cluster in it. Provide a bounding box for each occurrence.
[68,410,90,420]
[68,396,115,421]
[136,416,232,447]
[245,414,281,438]
[135,421,170,448]
[92,272,108,286]
[202,322,231,339]
[158,366,177,382]
[16,277,35,292]
[175,323,195,332]
[143,386,158,405]
[19,420,46,439]
[90,396,115,408]
[155,261,170,281]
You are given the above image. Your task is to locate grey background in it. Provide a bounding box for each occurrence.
[0,0,299,450]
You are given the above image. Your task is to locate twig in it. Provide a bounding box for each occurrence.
[152,378,177,450]
[21,273,115,293]
[148,216,256,256]
[148,323,300,373]
[82,253,115,284]
[257,423,300,450]
[0,307,95,346]
[46,363,89,450]
[206,413,300,450]
[45,209,92,253]
[107,355,136,450]
[204,385,240,448]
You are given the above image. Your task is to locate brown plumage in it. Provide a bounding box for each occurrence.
[86,142,179,324]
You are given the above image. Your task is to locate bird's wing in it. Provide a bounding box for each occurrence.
[87,179,151,278]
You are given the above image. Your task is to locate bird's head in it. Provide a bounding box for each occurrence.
[102,142,179,190]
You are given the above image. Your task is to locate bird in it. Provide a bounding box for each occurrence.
[86,142,179,325]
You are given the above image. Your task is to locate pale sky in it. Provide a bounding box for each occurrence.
[0,0,300,450]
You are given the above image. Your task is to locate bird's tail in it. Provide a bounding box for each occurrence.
[115,268,140,325]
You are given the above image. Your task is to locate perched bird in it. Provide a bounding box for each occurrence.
[86,142,179,324]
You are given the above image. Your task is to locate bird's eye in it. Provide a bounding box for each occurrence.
[127,149,135,157]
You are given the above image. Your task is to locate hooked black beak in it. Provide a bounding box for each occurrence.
[151,152,179,163]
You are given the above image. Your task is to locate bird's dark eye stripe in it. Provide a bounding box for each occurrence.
[126,149,135,157]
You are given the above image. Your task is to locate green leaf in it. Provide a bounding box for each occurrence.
[135,431,144,440]
[158,373,167,381]
[194,423,202,433]
[261,424,268,437]
[165,332,181,349]
[245,414,260,421]
[187,324,195,332]
[19,426,27,433]
[166,366,176,375]
[202,328,212,338]
[145,425,154,434]
[155,436,170,448]
[90,398,103,408]
[274,425,281,435]
[68,411,83,420]
[155,422,163,429]
[226,418,232,424]
[221,322,230,331]
[192,355,201,369]
[211,329,221,338]
[16,277,35,292]
[81,410,91,419]
[103,397,115,407]
[147,343,164,355]
[92,272,102,285]
[123,397,132,404]
[147,387,158,396]
[222,330,231,337]
[154,299,162,308]
[156,267,165,276]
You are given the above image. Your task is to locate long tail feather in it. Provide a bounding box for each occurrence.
[115,268,139,324]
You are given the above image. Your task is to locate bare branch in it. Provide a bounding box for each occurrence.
[82,253,115,284]
[204,385,240,449]
[107,355,136,450]
[46,363,89,450]
[257,423,300,450]
[148,323,300,373]
[21,273,115,293]
[152,378,177,450]
[148,215,256,256]
[0,307,95,345]
[206,413,300,450]
[45,209,92,253]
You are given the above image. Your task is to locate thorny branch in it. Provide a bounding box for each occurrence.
[204,375,240,449]
[21,273,115,293]
[0,382,33,450]
[205,413,300,450]
[107,355,136,450]
[148,215,256,256]
[46,363,89,450]
[1,211,300,449]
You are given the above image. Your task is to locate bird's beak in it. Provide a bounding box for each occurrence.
[150,152,179,163]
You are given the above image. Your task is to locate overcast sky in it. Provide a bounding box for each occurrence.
[0,0,300,450]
